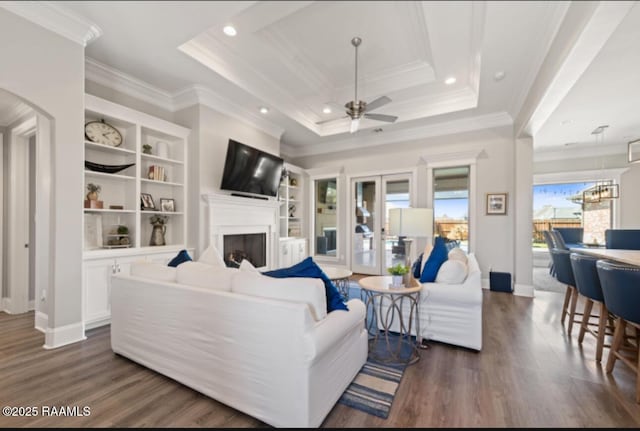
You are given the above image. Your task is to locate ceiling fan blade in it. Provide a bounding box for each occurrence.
[364,96,392,112]
[316,115,349,125]
[364,113,398,123]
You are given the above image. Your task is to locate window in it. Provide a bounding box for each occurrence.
[433,166,469,251]
[314,178,338,257]
[532,182,612,246]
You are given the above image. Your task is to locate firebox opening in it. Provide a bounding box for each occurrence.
[223,233,266,268]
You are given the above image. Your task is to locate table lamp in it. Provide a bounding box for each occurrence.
[388,207,433,285]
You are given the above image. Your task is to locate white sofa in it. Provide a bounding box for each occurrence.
[110,261,367,428]
[380,252,483,351]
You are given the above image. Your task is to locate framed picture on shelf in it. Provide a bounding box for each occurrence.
[486,193,507,215]
[160,198,175,212]
[84,213,103,250]
[140,192,156,210]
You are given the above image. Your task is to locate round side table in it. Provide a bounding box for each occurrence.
[358,275,421,365]
[321,266,353,300]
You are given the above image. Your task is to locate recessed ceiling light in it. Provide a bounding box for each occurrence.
[322,107,332,114]
[259,106,269,114]
[223,25,237,37]
[494,71,506,81]
[444,76,456,85]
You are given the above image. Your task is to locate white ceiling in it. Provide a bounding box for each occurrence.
[39,1,639,159]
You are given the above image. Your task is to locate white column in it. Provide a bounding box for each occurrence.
[514,137,534,297]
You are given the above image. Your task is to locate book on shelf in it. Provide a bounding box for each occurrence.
[148,165,166,181]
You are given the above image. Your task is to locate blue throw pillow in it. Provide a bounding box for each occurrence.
[419,237,449,283]
[168,249,192,267]
[263,256,349,313]
[412,252,424,279]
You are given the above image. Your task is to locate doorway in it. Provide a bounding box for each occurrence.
[350,173,412,275]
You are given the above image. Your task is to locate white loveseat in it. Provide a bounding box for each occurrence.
[110,260,367,428]
[419,252,482,350]
[381,252,483,351]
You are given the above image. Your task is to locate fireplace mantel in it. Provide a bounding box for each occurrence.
[202,192,280,269]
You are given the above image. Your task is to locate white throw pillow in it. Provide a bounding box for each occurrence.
[231,272,327,321]
[448,247,468,264]
[239,259,260,273]
[130,261,177,282]
[198,244,226,267]
[435,260,468,284]
[176,261,236,291]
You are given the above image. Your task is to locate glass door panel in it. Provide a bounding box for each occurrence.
[352,177,379,275]
[382,176,411,271]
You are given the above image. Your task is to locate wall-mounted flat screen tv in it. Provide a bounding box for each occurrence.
[220,139,284,198]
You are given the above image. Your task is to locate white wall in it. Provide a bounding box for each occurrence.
[0,9,85,347]
[292,125,519,285]
[185,105,281,256]
[620,163,640,228]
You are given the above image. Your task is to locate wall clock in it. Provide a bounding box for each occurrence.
[85,119,123,147]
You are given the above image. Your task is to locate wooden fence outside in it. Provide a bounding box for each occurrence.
[532,219,582,243]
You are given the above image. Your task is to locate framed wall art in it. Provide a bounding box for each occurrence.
[486,193,507,215]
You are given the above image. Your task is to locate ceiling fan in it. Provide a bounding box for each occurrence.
[316,36,398,133]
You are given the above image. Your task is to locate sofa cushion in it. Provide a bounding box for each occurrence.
[448,247,468,265]
[435,260,468,284]
[130,261,177,282]
[262,256,348,313]
[412,252,424,278]
[198,244,226,267]
[239,259,260,273]
[176,261,236,291]
[168,249,192,267]
[232,272,327,321]
[420,236,449,283]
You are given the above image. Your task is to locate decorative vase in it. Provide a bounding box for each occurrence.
[392,275,403,287]
[150,223,166,246]
[156,140,169,159]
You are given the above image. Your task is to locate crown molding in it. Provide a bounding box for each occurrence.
[173,85,284,139]
[1,1,102,46]
[85,58,284,139]
[85,58,174,109]
[288,111,513,158]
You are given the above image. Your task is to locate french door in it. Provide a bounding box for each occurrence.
[351,173,412,275]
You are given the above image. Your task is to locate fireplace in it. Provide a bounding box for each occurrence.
[223,233,266,268]
[203,193,280,270]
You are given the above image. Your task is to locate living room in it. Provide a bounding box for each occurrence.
[1,1,640,428]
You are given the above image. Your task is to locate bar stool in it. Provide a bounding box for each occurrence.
[596,259,640,403]
[570,253,614,362]
[550,248,580,335]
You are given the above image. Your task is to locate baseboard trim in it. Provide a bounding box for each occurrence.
[35,311,48,333]
[29,299,35,310]
[514,283,534,297]
[0,297,7,312]
[43,321,86,349]
[84,316,111,331]
[481,278,490,289]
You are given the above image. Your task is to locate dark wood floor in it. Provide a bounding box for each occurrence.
[2,289,640,428]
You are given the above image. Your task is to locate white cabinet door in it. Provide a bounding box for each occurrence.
[83,258,116,329]
[279,242,291,268]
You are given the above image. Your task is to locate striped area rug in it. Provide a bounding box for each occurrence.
[337,359,407,419]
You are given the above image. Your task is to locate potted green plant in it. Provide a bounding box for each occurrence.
[142,143,152,154]
[387,263,409,287]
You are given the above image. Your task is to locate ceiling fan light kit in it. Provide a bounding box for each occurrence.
[316,36,398,133]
